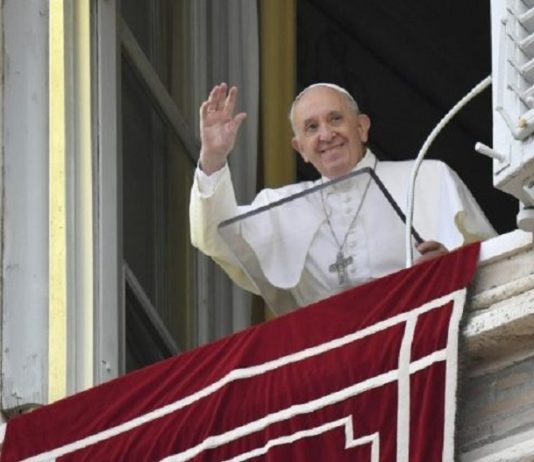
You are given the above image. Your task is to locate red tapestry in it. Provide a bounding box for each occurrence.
[0,243,480,462]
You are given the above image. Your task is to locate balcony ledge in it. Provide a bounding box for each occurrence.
[458,230,534,461]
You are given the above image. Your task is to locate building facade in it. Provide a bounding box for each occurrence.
[0,0,295,415]
[1,2,534,460]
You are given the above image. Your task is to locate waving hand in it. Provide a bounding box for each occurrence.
[199,83,247,175]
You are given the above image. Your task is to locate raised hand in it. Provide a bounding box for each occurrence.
[199,83,247,175]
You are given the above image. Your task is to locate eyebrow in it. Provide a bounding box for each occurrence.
[302,110,342,125]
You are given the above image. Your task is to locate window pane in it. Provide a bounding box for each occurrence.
[122,56,158,304]
[121,0,151,61]
[122,53,197,371]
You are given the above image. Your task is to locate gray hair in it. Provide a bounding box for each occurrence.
[289,83,360,134]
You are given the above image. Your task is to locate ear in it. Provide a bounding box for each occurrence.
[292,136,308,162]
[356,114,371,143]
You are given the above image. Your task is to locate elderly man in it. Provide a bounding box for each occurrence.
[190,82,495,313]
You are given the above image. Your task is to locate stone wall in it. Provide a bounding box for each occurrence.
[458,231,534,461]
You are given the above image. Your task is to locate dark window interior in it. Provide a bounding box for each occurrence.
[297,0,517,234]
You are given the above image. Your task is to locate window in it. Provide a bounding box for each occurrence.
[120,0,198,370]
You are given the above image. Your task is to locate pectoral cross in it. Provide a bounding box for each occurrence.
[329,251,353,285]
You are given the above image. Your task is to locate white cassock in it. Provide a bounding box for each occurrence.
[190,150,496,314]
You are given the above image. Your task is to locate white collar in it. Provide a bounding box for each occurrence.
[320,148,377,183]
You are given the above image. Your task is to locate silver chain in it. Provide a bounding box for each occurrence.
[319,160,376,256]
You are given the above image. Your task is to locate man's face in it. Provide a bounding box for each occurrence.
[291,86,371,179]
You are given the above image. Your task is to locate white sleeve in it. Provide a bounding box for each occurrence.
[194,164,228,197]
[189,164,260,294]
[446,166,497,243]
[415,161,497,248]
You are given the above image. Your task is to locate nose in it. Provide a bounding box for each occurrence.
[318,124,335,141]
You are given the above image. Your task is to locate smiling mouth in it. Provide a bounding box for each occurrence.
[320,143,344,154]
